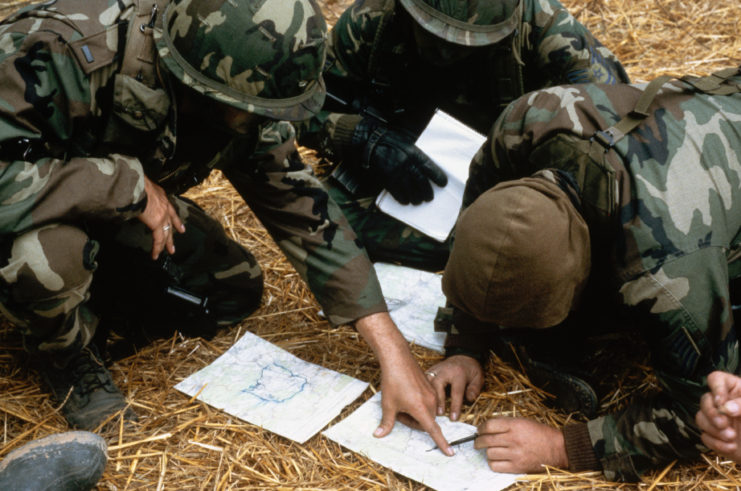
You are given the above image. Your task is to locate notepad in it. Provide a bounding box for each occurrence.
[375,110,486,242]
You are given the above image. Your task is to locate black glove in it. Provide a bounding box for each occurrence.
[352,118,448,205]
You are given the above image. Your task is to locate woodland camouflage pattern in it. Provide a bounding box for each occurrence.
[0,0,385,360]
[458,69,741,480]
[398,0,521,47]
[302,0,629,147]
[156,0,328,120]
[296,0,629,271]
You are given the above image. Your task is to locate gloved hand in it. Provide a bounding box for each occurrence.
[352,118,448,205]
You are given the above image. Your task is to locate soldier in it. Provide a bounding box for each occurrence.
[425,67,741,480]
[296,0,630,271]
[0,0,452,453]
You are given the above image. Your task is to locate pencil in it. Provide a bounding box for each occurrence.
[427,433,479,451]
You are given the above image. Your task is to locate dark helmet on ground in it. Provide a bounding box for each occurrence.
[155,0,327,121]
[399,0,521,46]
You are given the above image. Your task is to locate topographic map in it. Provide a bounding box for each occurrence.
[175,331,369,443]
[374,262,447,353]
[323,393,520,491]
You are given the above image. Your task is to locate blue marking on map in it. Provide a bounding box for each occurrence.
[241,362,309,403]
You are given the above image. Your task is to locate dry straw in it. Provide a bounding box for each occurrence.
[1,0,740,489]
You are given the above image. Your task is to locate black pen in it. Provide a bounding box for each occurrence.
[427,433,479,452]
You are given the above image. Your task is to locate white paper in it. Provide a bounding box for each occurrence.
[175,331,369,443]
[323,392,520,491]
[375,111,486,242]
[374,262,447,353]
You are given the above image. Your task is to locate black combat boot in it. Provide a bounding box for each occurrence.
[496,325,647,419]
[485,331,598,418]
[0,431,107,490]
[513,344,600,418]
[39,344,137,430]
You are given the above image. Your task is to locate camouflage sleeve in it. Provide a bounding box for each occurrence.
[221,121,387,327]
[294,0,384,160]
[464,80,741,480]
[586,250,738,481]
[0,22,148,236]
[584,80,741,478]
[520,0,630,87]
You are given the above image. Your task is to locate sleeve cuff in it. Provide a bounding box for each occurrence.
[441,306,496,364]
[331,114,363,160]
[563,422,602,472]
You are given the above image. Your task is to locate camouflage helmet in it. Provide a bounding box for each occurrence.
[155,0,327,121]
[399,0,521,47]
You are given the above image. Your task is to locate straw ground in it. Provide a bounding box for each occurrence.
[0,0,740,489]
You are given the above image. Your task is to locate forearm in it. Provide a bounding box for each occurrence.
[583,391,703,482]
[223,123,387,326]
[295,111,363,163]
[591,251,741,480]
[297,0,379,162]
[355,311,415,369]
[562,386,705,481]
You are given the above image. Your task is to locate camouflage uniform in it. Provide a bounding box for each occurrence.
[297,0,629,271]
[450,68,741,480]
[0,0,386,362]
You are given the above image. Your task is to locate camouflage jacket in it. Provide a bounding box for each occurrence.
[0,0,385,327]
[296,0,629,163]
[453,70,741,480]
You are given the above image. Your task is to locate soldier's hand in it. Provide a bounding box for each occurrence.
[696,371,741,462]
[354,312,453,456]
[426,355,484,421]
[707,371,741,415]
[353,119,447,204]
[139,176,185,259]
[475,418,568,473]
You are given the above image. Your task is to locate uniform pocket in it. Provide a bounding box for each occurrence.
[111,73,170,132]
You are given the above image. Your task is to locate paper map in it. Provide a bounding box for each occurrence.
[374,262,447,353]
[175,331,369,443]
[323,392,520,491]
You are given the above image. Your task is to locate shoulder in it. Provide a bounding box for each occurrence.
[330,0,400,72]
[520,0,578,29]
[521,0,569,16]
[0,0,133,70]
[1,0,133,36]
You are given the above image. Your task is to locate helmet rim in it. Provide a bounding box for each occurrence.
[399,0,522,47]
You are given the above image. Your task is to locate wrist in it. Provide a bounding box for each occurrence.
[355,312,413,368]
[562,423,601,472]
[333,113,364,160]
[554,428,570,469]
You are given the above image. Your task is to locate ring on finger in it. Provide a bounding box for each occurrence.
[163,224,171,232]
[426,371,437,378]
